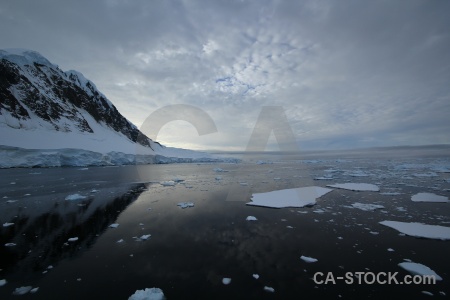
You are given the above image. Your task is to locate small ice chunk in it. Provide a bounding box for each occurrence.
[327,183,379,192]
[314,176,333,180]
[5,243,16,247]
[0,279,6,286]
[177,202,194,209]
[387,248,395,252]
[3,223,14,227]
[239,182,248,186]
[380,221,450,240]
[116,239,124,243]
[252,274,259,279]
[411,193,449,203]
[172,177,184,182]
[68,237,78,242]
[300,255,318,263]
[246,216,257,221]
[160,181,175,186]
[263,286,275,293]
[222,278,231,285]
[6,200,17,203]
[213,168,227,172]
[350,203,384,211]
[421,291,433,296]
[398,262,442,281]
[215,176,222,180]
[30,287,39,293]
[109,223,119,228]
[90,189,100,193]
[65,194,86,201]
[128,287,165,300]
[140,234,151,240]
[12,286,33,295]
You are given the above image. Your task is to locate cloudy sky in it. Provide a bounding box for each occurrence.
[1,0,449,151]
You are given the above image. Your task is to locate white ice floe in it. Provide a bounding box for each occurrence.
[109,223,120,228]
[117,239,124,243]
[65,194,86,201]
[160,181,175,186]
[67,237,78,242]
[380,192,402,196]
[222,278,231,285]
[5,243,16,247]
[128,287,165,300]
[252,274,259,279]
[12,286,33,295]
[300,255,318,263]
[246,216,257,221]
[398,262,442,281]
[133,235,151,242]
[177,202,194,209]
[3,223,14,227]
[30,287,39,293]
[247,186,332,208]
[379,221,450,240]
[411,193,449,203]
[387,248,395,252]
[350,203,385,211]
[327,183,379,192]
[0,279,6,286]
[263,286,275,293]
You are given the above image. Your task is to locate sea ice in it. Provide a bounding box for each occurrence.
[222,278,231,285]
[0,279,6,286]
[314,176,333,180]
[177,202,194,209]
[398,262,442,281]
[30,287,39,293]
[3,223,14,227]
[380,221,450,240]
[65,194,86,201]
[109,223,119,228]
[327,183,379,192]
[350,203,385,211]
[252,274,259,279]
[300,255,318,263]
[68,237,78,242]
[5,243,16,247]
[247,186,332,208]
[411,193,449,203]
[246,216,257,221]
[264,286,275,292]
[12,286,33,295]
[128,287,165,300]
[139,234,151,241]
[160,181,175,186]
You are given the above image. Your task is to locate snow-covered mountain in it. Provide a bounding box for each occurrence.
[0,49,213,167]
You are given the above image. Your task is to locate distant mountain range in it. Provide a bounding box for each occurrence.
[0,49,215,167]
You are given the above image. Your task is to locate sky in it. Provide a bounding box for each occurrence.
[1,0,450,151]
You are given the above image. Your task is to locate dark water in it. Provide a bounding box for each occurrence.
[1,149,450,299]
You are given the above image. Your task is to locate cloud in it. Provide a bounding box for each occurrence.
[1,0,449,150]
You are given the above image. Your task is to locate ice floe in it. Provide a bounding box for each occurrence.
[246,216,257,221]
[3,222,14,227]
[0,279,6,286]
[109,223,120,228]
[67,237,78,242]
[350,203,385,211]
[411,193,449,203]
[327,183,379,192]
[12,286,33,295]
[247,186,332,208]
[160,181,175,186]
[65,193,86,201]
[177,202,194,209]
[222,278,231,285]
[263,286,275,292]
[300,255,318,263]
[252,274,259,279]
[398,262,442,281]
[379,221,450,240]
[5,243,16,247]
[128,287,165,300]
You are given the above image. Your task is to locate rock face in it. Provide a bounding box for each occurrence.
[0,48,155,149]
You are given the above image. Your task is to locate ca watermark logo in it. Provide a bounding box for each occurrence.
[136,104,313,202]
